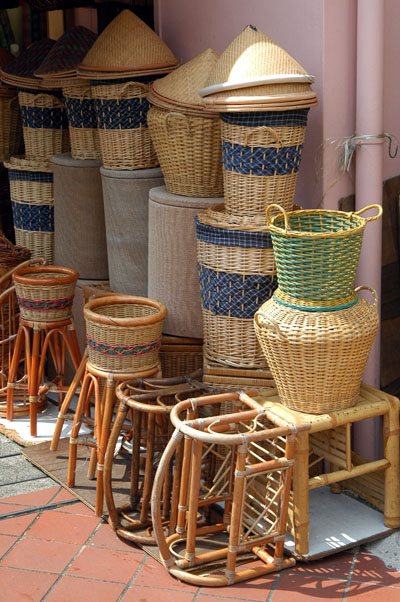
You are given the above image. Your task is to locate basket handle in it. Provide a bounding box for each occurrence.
[354,285,378,308]
[116,81,148,99]
[164,111,191,136]
[254,311,286,340]
[265,203,289,230]
[0,233,17,256]
[353,204,383,222]
[31,93,64,108]
[244,126,283,148]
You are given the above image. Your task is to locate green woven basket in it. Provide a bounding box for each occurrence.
[266,203,382,311]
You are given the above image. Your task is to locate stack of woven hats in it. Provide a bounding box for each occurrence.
[195,25,317,384]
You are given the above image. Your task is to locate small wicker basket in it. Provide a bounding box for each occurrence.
[84,295,167,373]
[63,82,101,160]
[13,265,78,322]
[254,286,379,413]
[266,203,383,310]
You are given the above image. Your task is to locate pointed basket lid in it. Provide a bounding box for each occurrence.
[1,38,55,79]
[153,48,218,107]
[35,26,97,78]
[78,10,178,73]
[200,25,314,96]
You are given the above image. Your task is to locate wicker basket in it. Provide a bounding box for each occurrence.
[0,90,22,162]
[18,91,70,161]
[0,235,30,273]
[13,265,78,322]
[63,82,101,160]
[254,286,379,413]
[196,208,277,368]
[220,110,308,216]
[84,295,166,373]
[5,156,54,265]
[266,203,383,310]
[159,335,203,378]
[91,81,158,170]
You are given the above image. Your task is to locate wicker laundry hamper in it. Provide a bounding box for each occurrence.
[254,286,379,413]
[5,156,54,264]
[196,205,277,368]
[63,82,100,160]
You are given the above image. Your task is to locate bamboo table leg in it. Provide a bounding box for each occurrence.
[293,430,310,556]
[95,373,116,516]
[383,397,400,528]
[29,325,41,437]
[6,325,25,421]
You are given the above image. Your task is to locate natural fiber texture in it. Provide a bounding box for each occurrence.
[92,81,157,170]
[84,296,166,373]
[1,39,55,79]
[14,229,54,265]
[79,10,178,73]
[63,82,101,160]
[266,203,382,309]
[202,358,274,392]
[0,235,30,270]
[18,91,69,160]
[220,113,308,215]
[0,91,22,162]
[197,202,268,231]
[159,337,203,378]
[254,289,379,413]
[153,48,218,107]
[13,267,78,322]
[147,105,222,197]
[35,27,97,77]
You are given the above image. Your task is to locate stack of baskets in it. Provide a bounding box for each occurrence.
[76,10,178,170]
[195,26,317,385]
[254,203,382,413]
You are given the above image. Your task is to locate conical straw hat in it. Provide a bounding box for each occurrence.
[201,25,313,96]
[153,48,218,107]
[1,38,55,79]
[79,10,178,73]
[35,26,97,78]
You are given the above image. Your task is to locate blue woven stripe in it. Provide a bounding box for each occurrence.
[220,109,309,127]
[64,96,97,128]
[8,169,53,183]
[12,201,54,232]
[195,216,272,249]
[20,105,68,129]
[222,141,303,176]
[198,265,277,318]
[94,97,150,129]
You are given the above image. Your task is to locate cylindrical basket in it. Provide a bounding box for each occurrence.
[266,203,383,310]
[13,265,78,322]
[147,105,223,197]
[91,81,158,170]
[196,206,277,368]
[5,156,55,265]
[220,109,309,216]
[18,90,70,160]
[84,295,167,373]
[0,89,22,162]
[63,82,101,160]
[254,286,379,413]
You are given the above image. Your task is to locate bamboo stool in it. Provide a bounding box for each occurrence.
[103,369,208,544]
[6,265,81,436]
[255,383,400,557]
[151,390,310,587]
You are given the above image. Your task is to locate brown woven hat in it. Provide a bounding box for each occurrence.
[152,48,218,107]
[200,25,314,96]
[78,10,178,73]
[35,26,97,78]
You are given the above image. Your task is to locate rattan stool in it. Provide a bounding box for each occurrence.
[151,390,309,586]
[6,265,81,436]
[103,369,207,544]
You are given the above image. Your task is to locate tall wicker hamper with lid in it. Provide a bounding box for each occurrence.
[63,82,100,160]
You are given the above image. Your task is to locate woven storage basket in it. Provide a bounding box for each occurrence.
[91,81,158,170]
[196,207,277,368]
[13,265,78,322]
[18,91,70,160]
[266,203,383,310]
[5,156,54,265]
[63,82,101,160]
[0,89,22,162]
[254,286,379,413]
[0,235,30,272]
[84,295,166,373]
[220,110,309,216]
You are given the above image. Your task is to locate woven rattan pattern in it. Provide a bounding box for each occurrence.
[14,272,76,322]
[197,239,276,274]
[254,293,379,413]
[63,83,101,160]
[14,229,54,265]
[0,94,22,162]
[147,106,223,197]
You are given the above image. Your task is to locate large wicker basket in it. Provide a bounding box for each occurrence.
[254,286,379,413]
[91,81,158,170]
[220,109,309,216]
[84,294,166,373]
[0,89,22,162]
[266,203,383,310]
[196,207,277,368]
[13,265,78,322]
[63,82,101,160]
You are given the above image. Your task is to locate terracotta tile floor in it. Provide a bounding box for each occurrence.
[0,486,399,602]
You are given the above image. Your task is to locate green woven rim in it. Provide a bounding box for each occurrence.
[273,289,359,311]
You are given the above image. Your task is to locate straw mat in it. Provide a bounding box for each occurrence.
[35,26,97,78]
[78,10,178,73]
